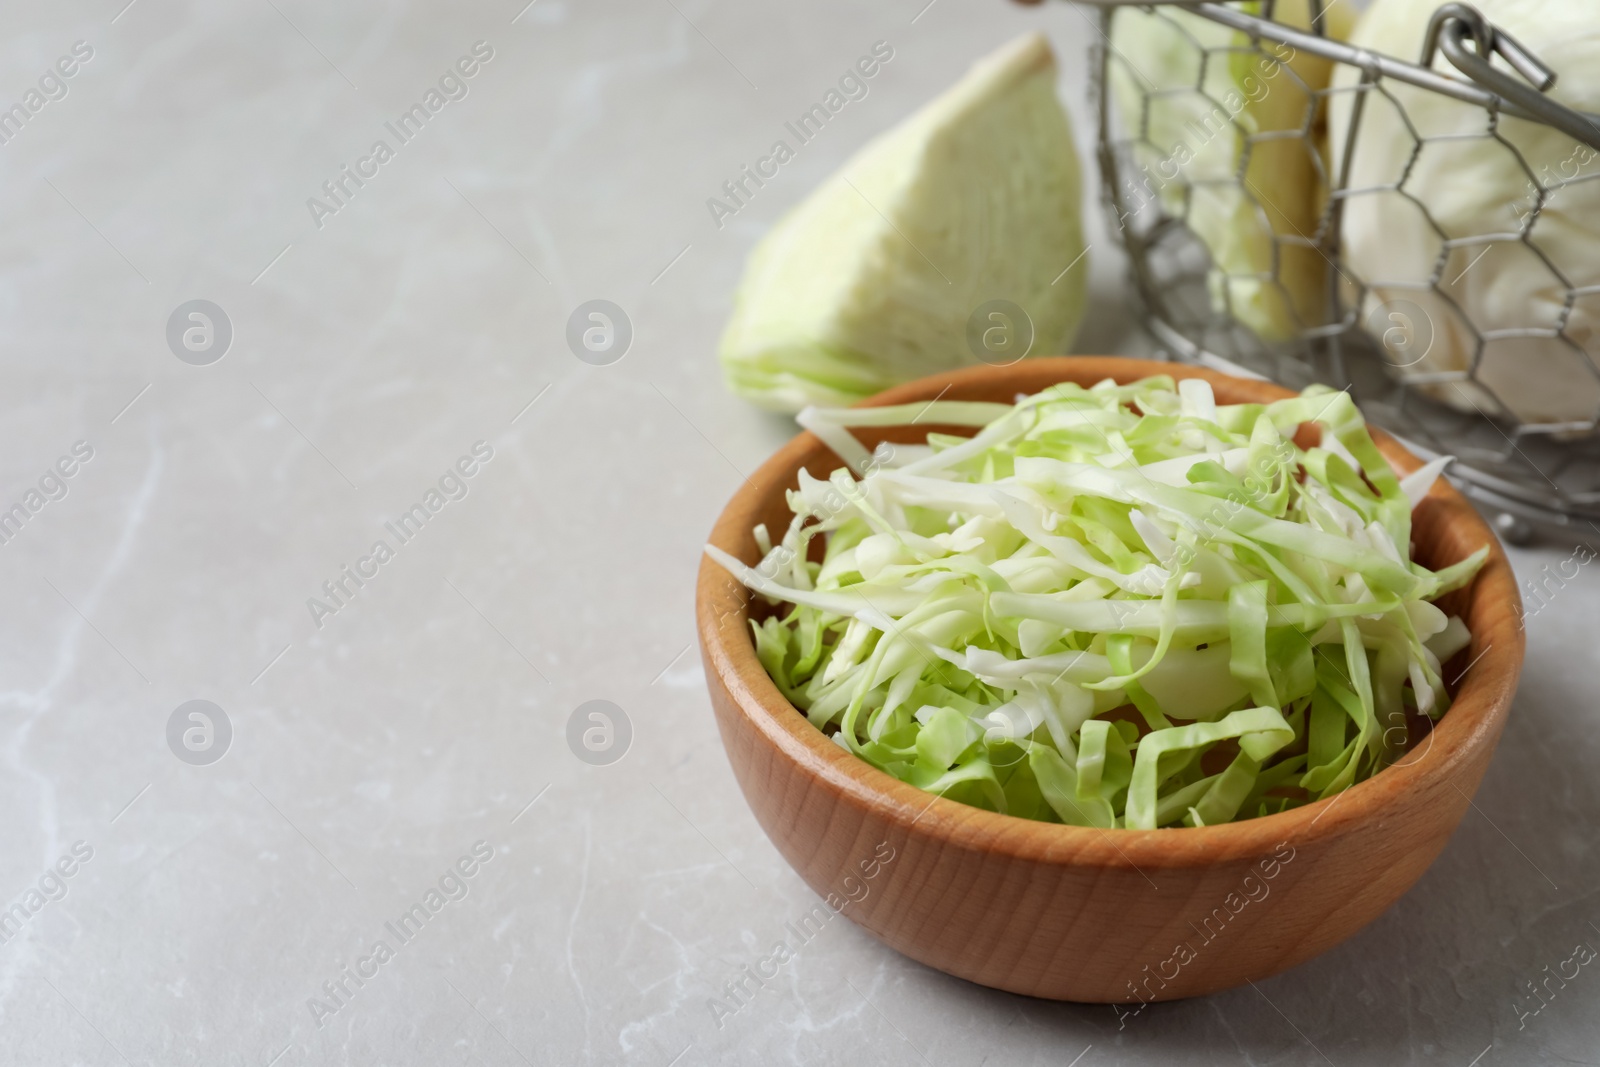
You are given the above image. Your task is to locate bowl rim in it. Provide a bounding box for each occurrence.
[696,357,1525,870]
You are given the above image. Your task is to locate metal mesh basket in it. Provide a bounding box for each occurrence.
[1079,0,1600,540]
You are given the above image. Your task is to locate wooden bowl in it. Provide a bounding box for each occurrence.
[695,357,1523,1002]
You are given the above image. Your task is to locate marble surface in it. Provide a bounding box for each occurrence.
[0,0,1595,1064]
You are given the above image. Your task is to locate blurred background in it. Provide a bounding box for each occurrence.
[0,0,1594,1063]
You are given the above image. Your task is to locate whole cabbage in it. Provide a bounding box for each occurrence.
[1329,0,1600,427]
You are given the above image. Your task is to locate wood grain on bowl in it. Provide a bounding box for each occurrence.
[695,357,1523,1002]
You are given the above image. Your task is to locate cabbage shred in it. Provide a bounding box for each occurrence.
[707,376,1484,828]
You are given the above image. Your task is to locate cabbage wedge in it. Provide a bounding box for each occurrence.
[1108,0,1355,341]
[719,32,1089,413]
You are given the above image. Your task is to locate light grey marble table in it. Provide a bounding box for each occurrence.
[0,0,1595,1064]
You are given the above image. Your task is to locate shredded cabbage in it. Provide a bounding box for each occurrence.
[708,375,1486,828]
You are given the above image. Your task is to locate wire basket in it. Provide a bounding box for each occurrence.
[1079,0,1600,541]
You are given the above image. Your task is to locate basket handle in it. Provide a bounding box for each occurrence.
[1423,2,1600,150]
